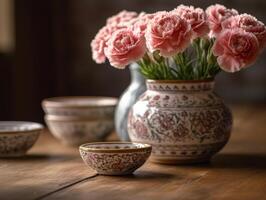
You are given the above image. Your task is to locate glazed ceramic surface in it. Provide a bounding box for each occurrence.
[79,142,152,175]
[45,115,114,146]
[42,96,117,146]
[115,63,146,141]
[0,121,43,157]
[42,96,117,118]
[128,80,233,164]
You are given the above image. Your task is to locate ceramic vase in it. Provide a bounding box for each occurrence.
[115,63,146,141]
[128,79,233,164]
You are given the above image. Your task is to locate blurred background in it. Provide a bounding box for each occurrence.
[0,0,265,122]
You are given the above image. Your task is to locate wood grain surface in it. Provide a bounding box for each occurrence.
[1,105,266,200]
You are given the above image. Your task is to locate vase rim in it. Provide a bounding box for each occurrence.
[146,78,214,84]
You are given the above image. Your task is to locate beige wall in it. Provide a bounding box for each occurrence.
[0,0,14,52]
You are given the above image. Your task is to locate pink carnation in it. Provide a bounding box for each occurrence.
[104,29,146,69]
[90,26,110,63]
[206,4,238,37]
[173,5,209,38]
[107,10,138,27]
[131,12,155,36]
[213,28,259,72]
[91,25,123,63]
[91,10,138,64]
[222,14,266,49]
[145,11,192,57]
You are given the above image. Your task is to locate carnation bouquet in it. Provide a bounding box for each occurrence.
[91,4,266,80]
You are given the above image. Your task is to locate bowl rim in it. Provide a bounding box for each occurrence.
[45,115,113,121]
[79,142,152,153]
[42,96,118,108]
[0,121,44,134]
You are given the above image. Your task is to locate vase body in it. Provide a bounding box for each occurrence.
[128,79,232,164]
[115,63,146,141]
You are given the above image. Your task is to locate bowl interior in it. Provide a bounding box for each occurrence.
[43,96,118,107]
[80,142,151,152]
[0,121,43,133]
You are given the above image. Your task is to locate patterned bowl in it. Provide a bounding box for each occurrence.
[79,142,152,175]
[45,115,114,146]
[42,96,118,146]
[0,121,43,157]
[42,96,117,118]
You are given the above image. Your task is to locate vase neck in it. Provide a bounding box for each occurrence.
[129,63,145,85]
[146,80,215,92]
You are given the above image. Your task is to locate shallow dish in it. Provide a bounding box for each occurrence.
[0,121,43,157]
[79,142,152,175]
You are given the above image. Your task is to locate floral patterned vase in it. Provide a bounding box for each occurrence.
[127,79,233,164]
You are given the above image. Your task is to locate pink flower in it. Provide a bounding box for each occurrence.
[91,10,140,64]
[206,4,238,37]
[104,29,146,69]
[213,28,259,72]
[130,12,155,36]
[222,14,266,49]
[91,25,122,64]
[145,11,192,57]
[172,5,209,38]
[90,26,109,63]
[107,10,138,27]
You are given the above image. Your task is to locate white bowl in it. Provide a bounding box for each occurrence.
[45,115,114,146]
[0,121,43,157]
[42,96,118,146]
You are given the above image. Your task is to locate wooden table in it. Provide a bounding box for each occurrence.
[1,105,266,200]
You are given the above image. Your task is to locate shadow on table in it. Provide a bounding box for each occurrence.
[210,153,266,169]
[128,170,176,180]
[0,153,78,162]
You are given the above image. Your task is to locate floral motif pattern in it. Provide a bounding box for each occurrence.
[189,110,221,141]
[128,80,233,164]
[148,111,189,142]
[0,132,40,157]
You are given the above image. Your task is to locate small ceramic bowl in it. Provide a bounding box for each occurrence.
[79,142,152,175]
[0,121,43,157]
[42,96,118,146]
[45,115,114,146]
